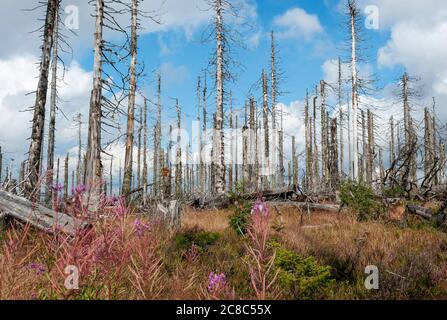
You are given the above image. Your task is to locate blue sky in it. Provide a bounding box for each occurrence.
[1,0,446,179]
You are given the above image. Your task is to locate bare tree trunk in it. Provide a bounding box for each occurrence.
[76,113,82,187]
[167,125,173,197]
[84,0,104,211]
[122,0,138,199]
[292,136,298,190]
[142,98,148,203]
[235,113,239,188]
[197,77,204,194]
[361,109,366,182]
[366,109,374,184]
[153,73,162,198]
[338,57,344,178]
[228,94,234,191]
[349,1,359,182]
[137,107,142,191]
[312,93,319,189]
[242,105,249,191]
[118,159,122,194]
[109,155,113,196]
[304,90,312,191]
[175,99,182,197]
[64,153,69,202]
[262,70,270,190]
[330,118,339,189]
[26,0,59,200]
[214,0,225,195]
[270,31,279,188]
[203,74,208,192]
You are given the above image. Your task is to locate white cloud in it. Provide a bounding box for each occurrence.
[0,55,92,166]
[273,7,324,41]
[348,0,447,118]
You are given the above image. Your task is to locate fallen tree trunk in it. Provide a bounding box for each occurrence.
[405,205,433,220]
[268,201,341,212]
[241,188,297,201]
[403,204,447,226]
[0,190,89,236]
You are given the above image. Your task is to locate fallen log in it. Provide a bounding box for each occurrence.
[268,201,341,213]
[241,188,297,201]
[405,205,433,220]
[0,190,89,236]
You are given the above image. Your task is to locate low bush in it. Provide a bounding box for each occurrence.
[271,243,333,300]
[228,200,252,236]
[174,227,220,252]
[339,180,382,220]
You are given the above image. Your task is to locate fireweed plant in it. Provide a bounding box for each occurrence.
[244,199,279,300]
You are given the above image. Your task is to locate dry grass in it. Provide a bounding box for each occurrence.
[1,200,446,300]
[181,204,447,300]
[182,207,232,232]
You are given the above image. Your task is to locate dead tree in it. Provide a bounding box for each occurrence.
[44,7,60,204]
[337,57,344,177]
[320,80,329,187]
[175,99,183,197]
[312,91,319,190]
[83,0,105,211]
[262,70,270,189]
[347,0,361,182]
[153,73,162,198]
[228,94,234,191]
[213,0,226,195]
[25,0,60,199]
[197,77,204,193]
[142,98,148,203]
[292,136,298,190]
[304,90,312,191]
[122,0,139,199]
[366,109,374,184]
[137,107,142,190]
[64,153,69,201]
[330,118,339,189]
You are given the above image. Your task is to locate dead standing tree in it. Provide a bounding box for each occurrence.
[203,0,247,195]
[25,0,60,200]
[83,0,129,210]
[122,0,140,199]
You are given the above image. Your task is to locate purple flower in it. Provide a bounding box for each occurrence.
[134,218,151,236]
[208,272,226,293]
[106,196,120,206]
[52,183,64,192]
[252,199,269,217]
[29,263,46,276]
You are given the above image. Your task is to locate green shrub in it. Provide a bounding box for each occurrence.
[339,180,381,220]
[228,200,252,236]
[272,243,333,299]
[383,185,406,198]
[174,227,220,252]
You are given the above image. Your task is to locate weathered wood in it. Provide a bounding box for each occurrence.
[156,200,181,229]
[405,205,433,220]
[268,201,341,213]
[0,190,89,236]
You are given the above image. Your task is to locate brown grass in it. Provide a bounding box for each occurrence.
[1,201,446,300]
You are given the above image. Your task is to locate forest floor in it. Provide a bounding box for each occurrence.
[0,202,446,300]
